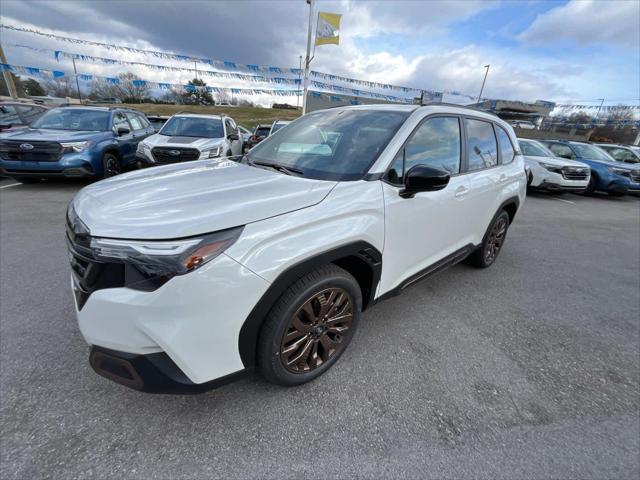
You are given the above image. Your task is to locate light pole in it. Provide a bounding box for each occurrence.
[594,98,605,122]
[71,56,83,103]
[302,0,315,115]
[476,64,490,104]
[297,55,302,109]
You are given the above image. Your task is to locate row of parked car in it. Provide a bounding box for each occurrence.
[521,138,640,196]
[0,102,289,182]
[0,102,638,196]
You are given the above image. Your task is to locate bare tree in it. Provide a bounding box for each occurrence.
[116,72,151,103]
[88,78,122,100]
[215,90,232,105]
[41,77,78,98]
[606,105,634,122]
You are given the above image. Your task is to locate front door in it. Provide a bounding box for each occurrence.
[379,115,471,295]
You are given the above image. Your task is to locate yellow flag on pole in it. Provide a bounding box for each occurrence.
[315,12,341,46]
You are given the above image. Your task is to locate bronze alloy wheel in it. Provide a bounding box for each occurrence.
[485,215,508,263]
[280,287,354,373]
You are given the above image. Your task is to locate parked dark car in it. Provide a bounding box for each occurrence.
[0,102,49,132]
[0,106,155,183]
[245,124,272,151]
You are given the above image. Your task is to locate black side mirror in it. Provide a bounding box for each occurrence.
[400,165,450,198]
[228,133,239,141]
[117,126,130,136]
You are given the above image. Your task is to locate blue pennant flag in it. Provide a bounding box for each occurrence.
[53,70,65,78]
[132,80,147,87]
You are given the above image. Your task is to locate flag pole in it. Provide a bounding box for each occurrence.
[302,0,315,115]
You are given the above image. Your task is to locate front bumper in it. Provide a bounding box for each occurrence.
[0,153,96,178]
[528,165,589,192]
[75,253,270,388]
[89,346,249,393]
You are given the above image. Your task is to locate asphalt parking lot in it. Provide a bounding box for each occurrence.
[1,177,639,479]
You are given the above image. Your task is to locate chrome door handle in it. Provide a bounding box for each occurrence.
[454,186,468,198]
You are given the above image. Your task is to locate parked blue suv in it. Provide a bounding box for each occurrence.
[540,140,640,196]
[0,106,154,183]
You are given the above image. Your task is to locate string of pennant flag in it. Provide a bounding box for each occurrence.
[2,24,639,110]
[0,63,300,96]
[1,24,465,100]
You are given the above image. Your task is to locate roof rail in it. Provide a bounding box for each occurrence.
[419,101,487,113]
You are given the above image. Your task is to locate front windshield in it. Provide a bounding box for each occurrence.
[247,109,410,181]
[520,140,554,157]
[31,109,110,131]
[159,116,224,138]
[571,143,614,161]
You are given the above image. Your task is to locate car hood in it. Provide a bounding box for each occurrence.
[73,160,337,239]
[145,134,225,150]
[0,128,106,142]
[581,156,640,170]
[524,155,589,169]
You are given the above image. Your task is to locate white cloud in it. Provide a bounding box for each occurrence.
[518,0,640,48]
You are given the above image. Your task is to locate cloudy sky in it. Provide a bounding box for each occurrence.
[0,0,638,106]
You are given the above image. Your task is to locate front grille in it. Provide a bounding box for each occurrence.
[66,221,124,310]
[561,167,589,181]
[0,140,63,162]
[630,171,640,183]
[151,146,200,164]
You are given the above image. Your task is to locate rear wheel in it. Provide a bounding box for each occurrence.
[102,153,121,178]
[466,210,510,268]
[257,265,362,386]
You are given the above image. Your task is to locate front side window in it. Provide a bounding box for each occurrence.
[547,143,575,159]
[465,118,498,171]
[16,105,45,124]
[112,112,130,132]
[247,109,409,181]
[386,116,461,185]
[137,114,150,128]
[30,108,110,131]
[0,105,20,126]
[125,113,143,131]
[496,125,515,164]
[225,119,238,136]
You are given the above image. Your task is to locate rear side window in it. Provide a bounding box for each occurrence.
[256,127,270,136]
[465,118,498,171]
[496,125,515,164]
[386,116,461,185]
[547,144,575,159]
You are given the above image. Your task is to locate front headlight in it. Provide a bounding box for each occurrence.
[539,162,562,173]
[61,141,92,153]
[89,227,243,281]
[608,166,629,176]
[199,146,223,159]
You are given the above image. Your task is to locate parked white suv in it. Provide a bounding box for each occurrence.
[67,104,526,393]
[136,113,243,166]
[519,138,590,193]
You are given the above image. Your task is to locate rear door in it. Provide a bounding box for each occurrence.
[379,115,471,294]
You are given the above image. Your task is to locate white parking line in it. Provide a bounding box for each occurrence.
[0,183,21,190]
[552,197,576,205]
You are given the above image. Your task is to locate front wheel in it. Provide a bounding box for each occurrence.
[583,174,597,195]
[466,210,510,268]
[257,265,362,386]
[102,153,122,178]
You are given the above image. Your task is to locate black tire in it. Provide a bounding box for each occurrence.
[15,177,42,184]
[102,152,122,178]
[257,264,362,386]
[466,210,510,268]
[583,173,597,195]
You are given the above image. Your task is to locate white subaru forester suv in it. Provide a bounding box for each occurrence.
[67,104,526,393]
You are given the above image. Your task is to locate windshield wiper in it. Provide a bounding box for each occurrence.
[249,159,304,176]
